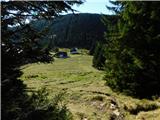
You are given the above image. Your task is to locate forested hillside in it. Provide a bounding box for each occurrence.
[30,13,107,51]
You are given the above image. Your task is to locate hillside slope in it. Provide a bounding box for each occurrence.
[31,13,107,50]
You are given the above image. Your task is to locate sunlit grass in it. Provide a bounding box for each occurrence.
[20,50,160,120]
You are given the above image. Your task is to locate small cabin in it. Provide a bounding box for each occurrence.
[70,47,79,54]
[54,52,68,58]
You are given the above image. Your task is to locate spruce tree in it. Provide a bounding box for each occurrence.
[1,1,83,120]
[104,1,160,98]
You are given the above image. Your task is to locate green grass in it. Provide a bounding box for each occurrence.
[20,50,160,120]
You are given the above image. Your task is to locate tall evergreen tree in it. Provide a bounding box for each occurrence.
[104,1,160,97]
[1,1,83,120]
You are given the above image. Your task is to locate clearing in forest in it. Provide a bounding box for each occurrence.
[20,52,160,120]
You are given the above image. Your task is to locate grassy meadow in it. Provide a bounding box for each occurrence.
[20,49,160,120]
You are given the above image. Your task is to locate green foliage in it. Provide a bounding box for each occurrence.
[25,88,73,120]
[104,1,160,97]
[2,86,72,120]
[92,42,106,70]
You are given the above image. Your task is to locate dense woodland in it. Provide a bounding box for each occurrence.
[1,1,160,120]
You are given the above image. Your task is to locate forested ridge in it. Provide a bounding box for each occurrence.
[30,13,107,51]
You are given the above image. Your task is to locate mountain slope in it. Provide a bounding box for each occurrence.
[31,13,107,50]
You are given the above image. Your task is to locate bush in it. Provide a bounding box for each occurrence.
[2,86,73,120]
[24,88,73,120]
